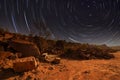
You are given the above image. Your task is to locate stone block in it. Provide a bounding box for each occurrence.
[13,57,37,72]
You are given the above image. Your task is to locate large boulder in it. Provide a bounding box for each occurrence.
[9,40,40,58]
[13,56,37,72]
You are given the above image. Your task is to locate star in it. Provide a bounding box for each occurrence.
[89,14,92,16]
[87,5,90,8]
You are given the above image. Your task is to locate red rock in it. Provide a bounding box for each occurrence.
[42,53,60,64]
[0,51,14,60]
[13,56,37,72]
[9,40,40,58]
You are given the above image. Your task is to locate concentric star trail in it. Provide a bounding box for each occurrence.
[24,11,31,32]
[0,0,120,46]
[11,12,18,33]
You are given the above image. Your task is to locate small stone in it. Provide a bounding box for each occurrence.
[48,66,54,70]
[83,70,90,74]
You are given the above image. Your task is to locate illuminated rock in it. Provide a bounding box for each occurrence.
[42,53,60,64]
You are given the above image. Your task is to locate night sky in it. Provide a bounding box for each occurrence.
[0,0,120,46]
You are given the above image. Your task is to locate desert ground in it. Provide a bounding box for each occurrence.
[0,51,120,80]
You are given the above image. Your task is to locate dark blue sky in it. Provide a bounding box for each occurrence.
[0,0,120,46]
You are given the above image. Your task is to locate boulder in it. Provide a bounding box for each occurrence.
[13,56,37,72]
[9,40,40,58]
[42,53,60,64]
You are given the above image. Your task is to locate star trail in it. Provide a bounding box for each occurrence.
[0,0,120,46]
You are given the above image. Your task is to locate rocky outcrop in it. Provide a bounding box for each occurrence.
[9,40,40,58]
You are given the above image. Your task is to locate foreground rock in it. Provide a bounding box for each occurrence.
[13,56,37,72]
[42,53,61,64]
[9,40,40,58]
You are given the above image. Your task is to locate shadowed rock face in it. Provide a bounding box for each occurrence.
[9,40,40,58]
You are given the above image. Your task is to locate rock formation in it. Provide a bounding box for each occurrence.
[9,40,41,58]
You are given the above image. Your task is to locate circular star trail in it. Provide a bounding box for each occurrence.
[0,0,120,46]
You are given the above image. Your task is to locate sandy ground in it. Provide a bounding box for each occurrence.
[0,51,120,80]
